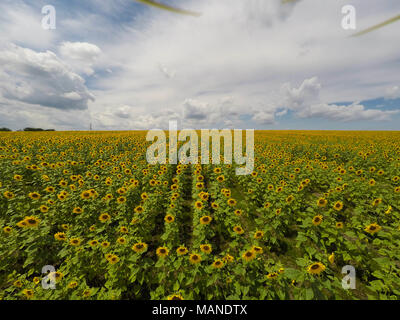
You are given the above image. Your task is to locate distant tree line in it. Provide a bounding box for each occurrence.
[0,127,56,132]
[23,128,55,131]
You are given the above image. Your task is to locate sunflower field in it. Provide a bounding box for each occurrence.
[1,130,400,300]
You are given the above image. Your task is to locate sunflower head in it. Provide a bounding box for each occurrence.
[307,262,326,275]
[212,259,224,269]
[372,198,382,207]
[312,215,323,226]
[73,207,83,214]
[242,250,256,262]
[223,254,234,263]
[99,213,111,222]
[189,253,202,264]
[134,205,144,213]
[3,226,12,233]
[168,294,184,300]
[24,216,40,228]
[54,232,66,241]
[164,215,175,223]
[233,226,244,235]
[365,223,382,234]
[317,198,327,207]
[69,238,81,246]
[176,246,188,255]
[194,201,204,210]
[117,196,126,204]
[22,289,34,299]
[88,239,99,247]
[117,237,127,245]
[67,281,78,289]
[107,254,120,264]
[252,246,263,255]
[200,244,212,254]
[336,222,344,229]
[286,195,294,203]
[28,192,41,200]
[266,272,279,280]
[200,216,212,225]
[254,230,264,239]
[333,201,343,211]
[156,246,169,258]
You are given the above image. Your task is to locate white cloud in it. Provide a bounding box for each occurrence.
[114,105,133,119]
[183,99,209,121]
[0,97,92,130]
[252,111,275,124]
[59,41,102,76]
[0,1,55,49]
[0,43,94,110]
[276,109,288,117]
[281,77,322,111]
[296,102,398,121]
[282,77,398,121]
[385,86,400,100]
[158,63,176,79]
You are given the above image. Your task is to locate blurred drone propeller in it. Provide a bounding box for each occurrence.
[134,0,201,17]
[135,0,398,36]
[352,14,400,36]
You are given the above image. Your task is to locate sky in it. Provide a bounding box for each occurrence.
[0,0,399,131]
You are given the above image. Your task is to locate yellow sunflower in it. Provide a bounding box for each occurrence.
[194,201,203,210]
[134,205,144,213]
[22,289,34,299]
[3,226,12,233]
[164,215,175,223]
[317,198,327,207]
[54,232,66,241]
[69,238,81,246]
[365,223,382,234]
[200,244,212,254]
[242,250,256,262]
[336,222,344,229]
[333,201,343,211]
[168,294,184,300]
[312,215,323,226]
[254,230,264,239]
[307,262,326,275]
[73,207,83,214]
[176,246,188,255]
[99,213,111,223]
[156,247,169,258]
[200,216,212,225]
[233,225,244,235]
[212,259,224,269]
[24,216,40,228]
[189,253,202,264]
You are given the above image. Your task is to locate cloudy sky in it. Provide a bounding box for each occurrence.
[0,0,399,130]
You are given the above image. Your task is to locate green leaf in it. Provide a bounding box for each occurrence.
[305,288,314,300]
[284,268,303,280]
